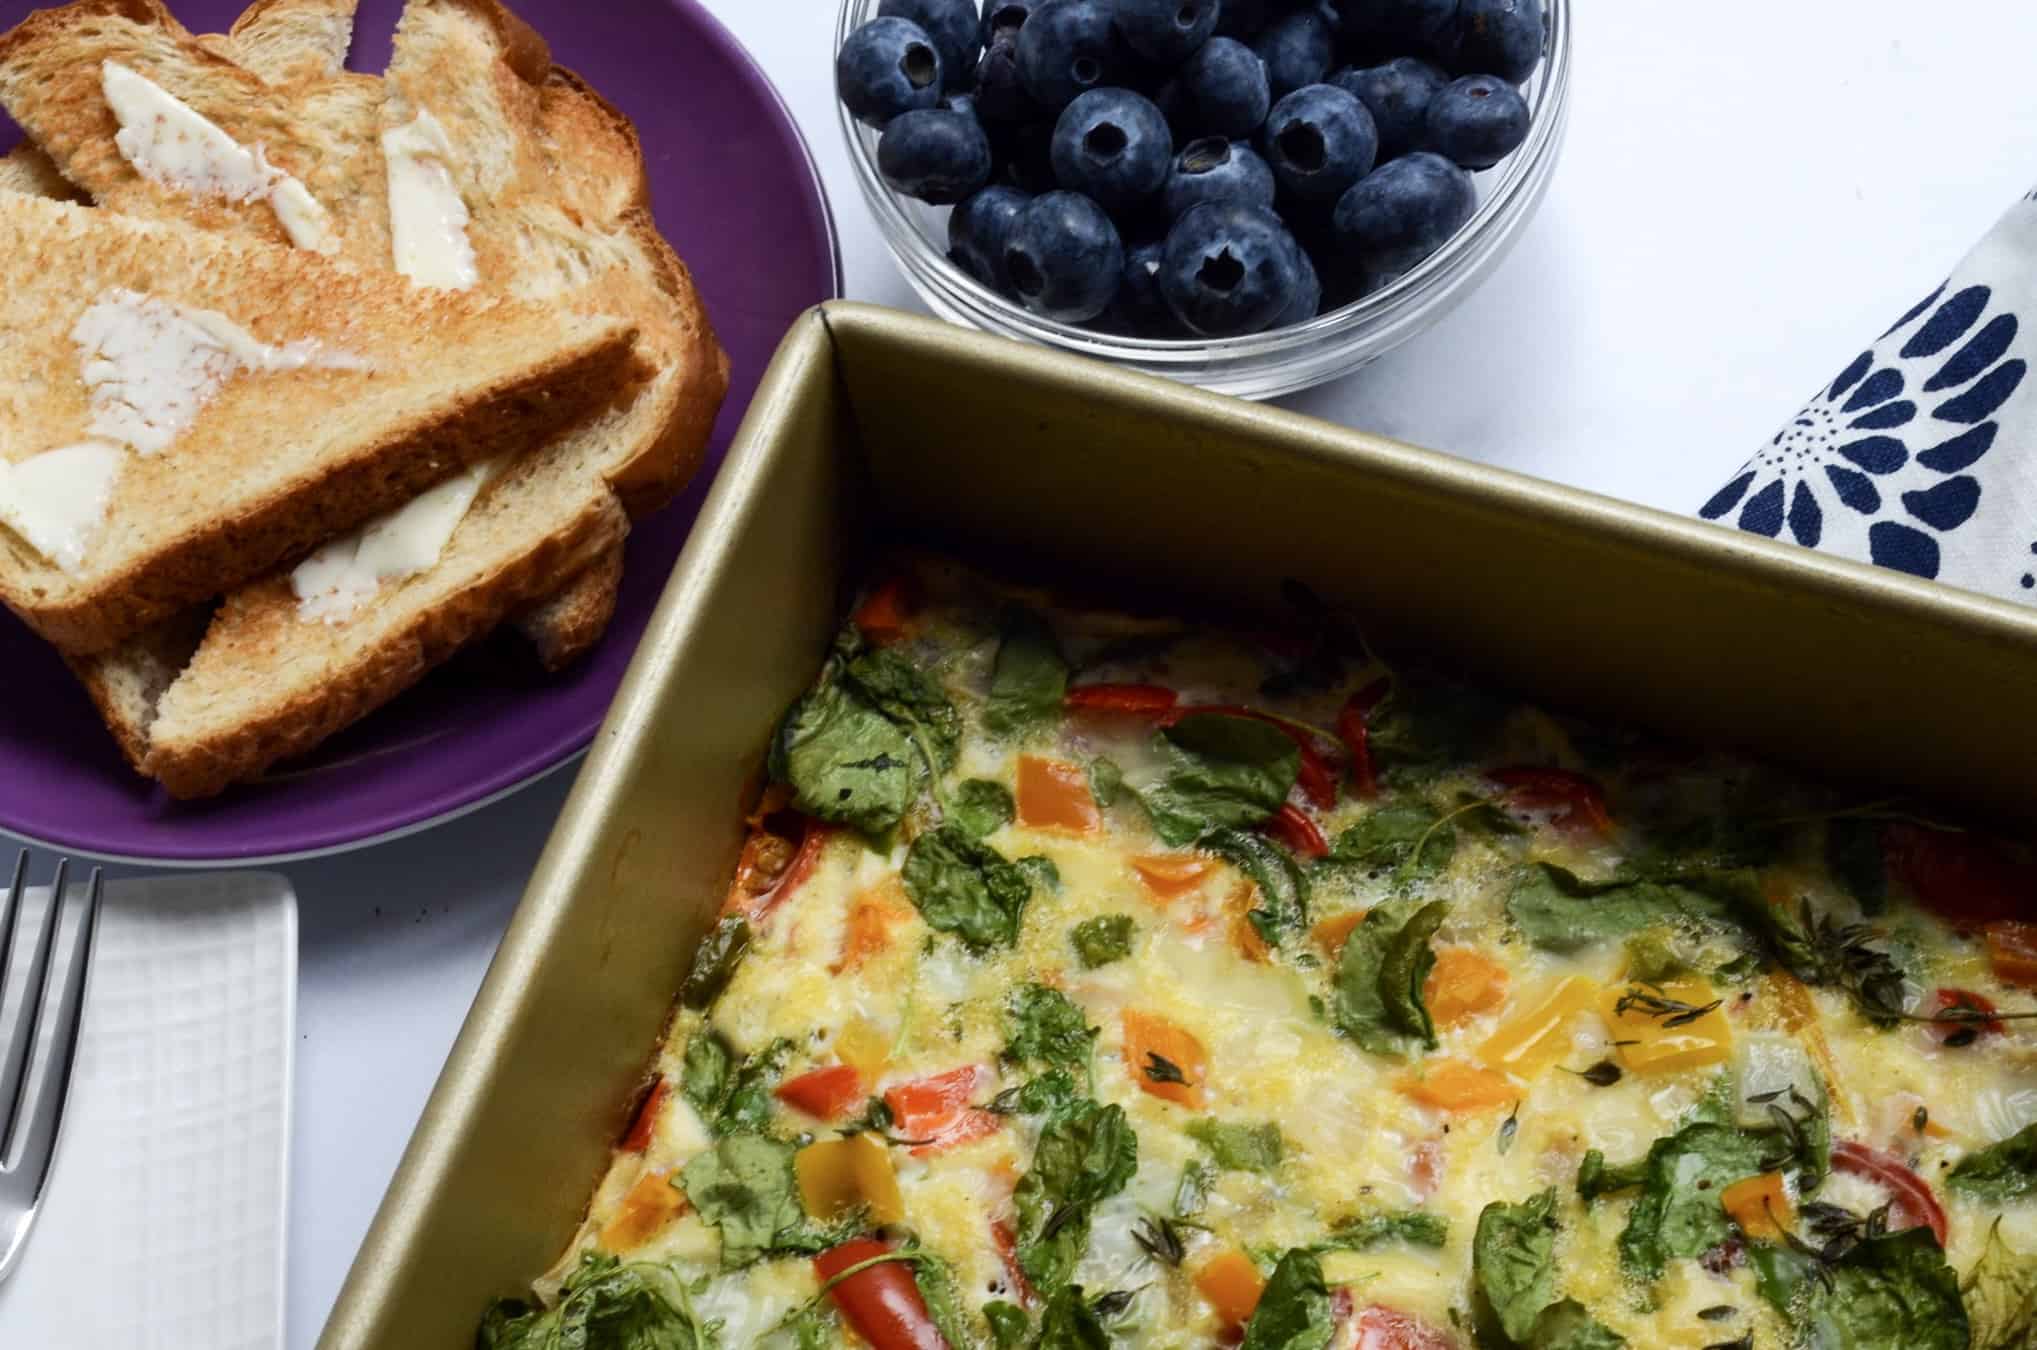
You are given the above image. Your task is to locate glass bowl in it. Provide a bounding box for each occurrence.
[835,0,1571,400]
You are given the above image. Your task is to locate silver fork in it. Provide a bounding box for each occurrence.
[0,852,103,1284]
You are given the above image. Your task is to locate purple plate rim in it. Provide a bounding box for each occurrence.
[0,0,841,866]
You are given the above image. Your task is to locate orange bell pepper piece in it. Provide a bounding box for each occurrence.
[833,878,913,974]
[1986,921,2037,989]
[598,1169,686,1252]
[1016,756,1101,834]
[1312,910,1367,957]
[1721,1172,1792,1242]
[1477,976,1598,1079]
[796,1134,905,1225]
[1121,1009,1209,1108]
[1195,1248,1265,1328]
[1132,853,1215,902]
[1397,1058,1517,1114]
[1424,947,1509,1027]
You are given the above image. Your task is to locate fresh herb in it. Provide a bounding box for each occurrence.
[1239,1250,1334,1350]
[901,826,1045,951]
[1750,1226,1968,1350]
[837,1095,894,1137]
[1744,899,1914,1027]
[680,1032,732,1121]
[1331,899,1449,1056]
[989,1067,1086,1127]
[1913,1105,1930,1134]
[1014,1101,1139,1293]
[1750,1081,1831,1186]
[911,1246,975,1350]
[679,1132,813,1268]
[1187,1118,1285,1173]
[1471,1191,1623,1348]
[478,1251,708,1350]
[1320,801,1457,879]
[1567,1061,1623,1088]
[1201,827,1311,945]
[1505,864,1750,953]
[951,779,1015,838]
[1141,713,1301,847]
[1034,1284,1111,1350]
[1948,1121,2037,1203]
[1174,1158,1215,1218]
[1004,983,1098,1072]
[1143,1052,1188,1085]
[716,1038,794,1136]
[1090,1289,1138,1320]
[1696,1305,1736,1321]
[1070,913,1136,969]
[1498,1104,1520,1154]
[1613,986,1723,1029]
[1088,757,1127,808]
[1133,1215,1188,1266]
[984,1301,1031,1350]
[1795,1200,1895,1268]
[1964,1219,2037,1350]
[1311,1211,1447,1253]
[680,916,751,1009]
[984,605,1069,736]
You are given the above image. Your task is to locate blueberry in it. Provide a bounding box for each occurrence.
[1113,0,1218,65]
[1158,200,1305,336]
[974,35,1037,122]
[1175,36,1271,138]
[1442,0,1544,83]
[1004,190,1126,320]
[1213,0,1273,39]
[1102,237,1174,333]
[980,0,1037,48]
[1049,87,1172,212]
[992,116,1060,190]
[1271,238,1322,327]
[949,184,1032,287]
[880,0,983,90]
[1330,55,1445,159]
[1260,84,1377,202]
[878,106,993,202]
[1161,136,1275,217]
[1015,0,1119,110]
[1425,74,1528,169]
[1331,150,1474,274]
[1252,9,1335,101]
[838,17,945,128]
[1335,0,1457,46]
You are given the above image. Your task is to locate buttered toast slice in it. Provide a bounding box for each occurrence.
[0,192,639,653]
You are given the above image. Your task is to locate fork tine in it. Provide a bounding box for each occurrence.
[0,851,25,1023]
[0,857,68,1165]
[3,869,100,1200]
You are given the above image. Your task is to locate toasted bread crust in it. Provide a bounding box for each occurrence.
[62,603,209,772]
[202,0,358,81]
[0,143,83,199]
[515,539,623,672]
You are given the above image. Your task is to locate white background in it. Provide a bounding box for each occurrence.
[9,3,2037,1347]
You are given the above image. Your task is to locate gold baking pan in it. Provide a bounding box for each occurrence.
[319,302,2037,1348]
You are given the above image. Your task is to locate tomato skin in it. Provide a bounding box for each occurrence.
[1486,766,1613,835]
[776,1064,865,1120]
[1929,988,2004,1042]
[853,576,918,643]
[1831,1140,1949,1245]
[620,1078,669,1153]
[740,820,835,924]
[1065,682,1179,717]
[1337,679,1391,799]
[1263,803,1330,858]
[1354,1305,1457,1350]
[1885,823,2037,926]
[814,1238,950,1350]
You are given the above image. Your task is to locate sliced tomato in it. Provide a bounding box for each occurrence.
[777,1064,865,1120]
[1831,1140,1949,1245]
[725,828,797,914]
[1064,682,1179,717]
[1929,988,2004,1043]
[883,1066,1001,1155]
[853,576,918,643]
[1885,823,2037,926]
[750,821,836,924]
[620,1078,669,1153]
[1337,679,1391,799]
[1354,1305,1456,1350]
[991,1219,1034,1306]
[814,1238,950,1350]
[1262,802,1329,859]
[1487,766,1613,835]
[1169,704,1337,809]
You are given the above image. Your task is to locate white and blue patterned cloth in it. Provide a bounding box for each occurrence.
[1702,191,2037,599]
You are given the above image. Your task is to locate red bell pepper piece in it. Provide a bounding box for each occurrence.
[991,1219,1034,1306]
[776,1064,866,1120]
[1831,1140,1949,1245]
[1263,803,1329,859]
[750,820,836,924]
[814,1238,950,1350]
[1337,679,1391,799]
[853,576,918,643]
[1928,988,2004,1042]
[1884,823,2037,927]
[883,1065,1002,1156]
[1064,682,1180,717]
[1487,766,1614,836]
[620,1078,669,1153]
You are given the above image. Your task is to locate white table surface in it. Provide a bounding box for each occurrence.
[9,2,2037,1346]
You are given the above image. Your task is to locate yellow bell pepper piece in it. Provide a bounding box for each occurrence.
[1721,1172,1792,1242]
[1477,975,1599,1079]
[1600,978,1733,1074]
[795,1133,904,1225]
[834,1016,892,1080]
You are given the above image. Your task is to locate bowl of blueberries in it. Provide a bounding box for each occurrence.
[834,0,1567,398]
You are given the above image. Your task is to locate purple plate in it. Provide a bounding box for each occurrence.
[0,0,839,864]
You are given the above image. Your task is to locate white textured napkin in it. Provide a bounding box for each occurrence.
[1702,189,2037,597]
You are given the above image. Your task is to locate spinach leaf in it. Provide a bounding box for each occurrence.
[680,1033,731,1121]
[772,672,920,835]
[984,1301,1031,1350]
[1202,827,1311,945]
[478,1251,707,1350]
[845,646,961,773]
[1070,914,1136,969]
[1621,929,1694,985]
[1608,1124,1769,1281]
[1312,1210,1447,1252]
[1089,757,1127,808]
[1524,1300,1625,1350]
[1142,714,1300,847]
[1005,983,1098,1071]
[1017,854,1062,894]
[1505,864,1750,953]
[681,916,751,1010]
[1965,1220,2037,1350]
[951,779,1016,838]
[1751,1227,1969,1350]
[985,605,1069,736]
[1240,1250,1333,1350]
[1186,1118,1285,1173]
[1474,1190,1561,1345]
[1827,817,1889,916]
[717,1038,794,1136]
[992,1067,1087,1128]
[1035,1284,1111,1350]
[1574,1150,1648,1201]
[910,1247,976,1350]
[1331,900,1449,1056]
[1948,1121,2037,1203]
[1015,1101,1139,1293]
[679,1133,809,1268]
[1174,1157,1215,1217]
[902,826,1042,951]
[1365,680,1507,785]
[1322,801,1456,878]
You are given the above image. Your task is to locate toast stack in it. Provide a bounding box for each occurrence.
[0,0,729,798]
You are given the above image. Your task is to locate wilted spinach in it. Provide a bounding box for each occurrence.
[1332,900,1448,1056]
